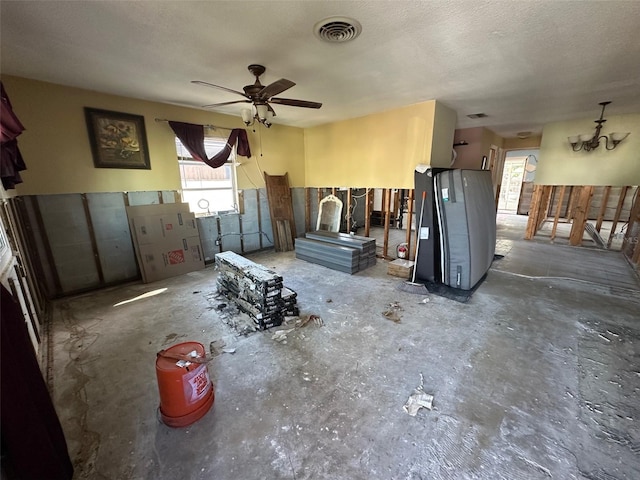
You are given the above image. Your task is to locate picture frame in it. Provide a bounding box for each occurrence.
[84,107,151,169]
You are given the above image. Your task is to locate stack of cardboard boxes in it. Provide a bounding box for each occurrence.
[126,203,205,283]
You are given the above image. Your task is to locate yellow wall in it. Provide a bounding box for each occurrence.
[304,100,455,188]
[429,101,458,168]
[537,114,640,186]
[1,75,305,194]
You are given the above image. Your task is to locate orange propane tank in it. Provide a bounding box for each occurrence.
[155,341,214,427]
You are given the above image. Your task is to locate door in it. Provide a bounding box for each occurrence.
[498,158,527,212]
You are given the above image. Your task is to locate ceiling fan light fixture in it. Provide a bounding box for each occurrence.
[314,17,362,43]
[256,104,268,121]
[568,102,631,151]
[241,108,253,125]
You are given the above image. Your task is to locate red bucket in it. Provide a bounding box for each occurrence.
[156,342,214,427]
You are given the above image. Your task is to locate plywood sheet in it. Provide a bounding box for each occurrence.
[264,173,296,252]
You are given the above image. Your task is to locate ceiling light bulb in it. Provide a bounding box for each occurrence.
[241,108,253,125]
[256,104,268,121]
[610,132,630,142]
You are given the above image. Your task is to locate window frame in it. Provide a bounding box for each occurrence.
[175,135,239,215]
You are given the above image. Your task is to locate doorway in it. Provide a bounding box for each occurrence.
[498,158,526,212]
[497,150,539,214]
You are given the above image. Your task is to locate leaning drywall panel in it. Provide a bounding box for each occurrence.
[241,189,261,252]
[196,216,220,264]
[86,193,139,283]
[219,213,242,253]
[127,191,161,206]
[258,188,274,248]
[21,196,58,297]
[161,191,178,204]
[37,194,100,293]
[291,188,307,238]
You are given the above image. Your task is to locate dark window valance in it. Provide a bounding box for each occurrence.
[168,121,251,169]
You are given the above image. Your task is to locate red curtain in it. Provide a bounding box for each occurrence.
[0,82,28,190]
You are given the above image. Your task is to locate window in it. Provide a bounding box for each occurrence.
[175,136,238,215]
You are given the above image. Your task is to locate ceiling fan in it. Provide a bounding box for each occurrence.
[192,64,322,127]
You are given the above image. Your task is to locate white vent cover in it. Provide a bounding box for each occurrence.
[314,17,362,43]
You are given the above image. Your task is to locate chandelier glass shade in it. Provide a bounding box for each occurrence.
[568,102,630,152]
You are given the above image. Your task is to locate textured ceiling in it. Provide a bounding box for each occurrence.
[2,1,640,137]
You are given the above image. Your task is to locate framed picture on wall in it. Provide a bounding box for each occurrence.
[84,107,151,169]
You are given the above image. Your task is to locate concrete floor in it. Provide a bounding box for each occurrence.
[50,214,640,480]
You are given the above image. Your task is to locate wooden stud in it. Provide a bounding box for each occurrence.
[606,186,629,248]
[157,191,163,204]
[331,187,336,196]
[383,188,391,258]
[542,186,554,223]
[566,186,579,219]
[237,190,245,214]
[525,185,543,239]
[569,186,594,246]
[256,189,263,249]
[550,185,567,241]
[532,186,553,233]
[622,187,640,263]
[392,189,400,228]
[528,185,553,237]
[33,196,63,297]
[595,186,612,232]
[81,194,105,284]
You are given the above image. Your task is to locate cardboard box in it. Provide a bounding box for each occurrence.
[126,202,190,218]
[387,259,415,279]
[131,212,198,245]
[138,236,205,283]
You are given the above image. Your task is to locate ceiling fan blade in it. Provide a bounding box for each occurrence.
[270,97,322,109]
[202,100,251,108]
[191,80,249,99]
[258,79,296,99]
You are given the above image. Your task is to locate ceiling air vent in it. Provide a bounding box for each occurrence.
[314,17,362,43]
[467,113,488,119]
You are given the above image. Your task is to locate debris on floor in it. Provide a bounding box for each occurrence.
[294,314,323,328]
[382,302,403,323]
[271,328,295,343]
[403,373,434,416]
[209,339,227,356]
[271,315,323,343]
[419,297,430,304]
[208,293,258,336]
[209,339,237,356]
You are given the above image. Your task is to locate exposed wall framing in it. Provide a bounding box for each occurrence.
[525,184,639,265]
